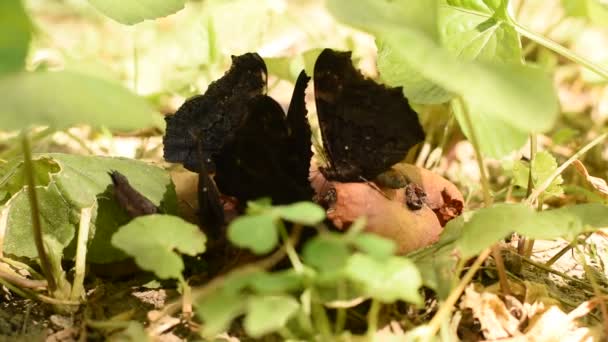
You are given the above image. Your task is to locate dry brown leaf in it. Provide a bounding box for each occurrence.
[459,285,522,340]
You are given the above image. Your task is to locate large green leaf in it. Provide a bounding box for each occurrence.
[112,214,206,280]
[196,290,247,337]
[0,0,31,75]
[452,98,527,158]
[453,203,608,258]
[88,0,185,25]
[0,71,163,131]
[379,29,558,134]
[1,153,177,262]
[3,187,74,258]
[326,0,438,39]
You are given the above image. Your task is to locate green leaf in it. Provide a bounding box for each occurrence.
[452,98,527,158]
[228,214,278,254]
[196,290,246,337]
[345,253,423,304]
[562,0,608,26]
[3,187,74,258]
[455,203,608,258]
[249,270,304,294]
[1,153,177,262]
[512,151,564,198]
[108,321,150,342]
[379,29,558,134]
[88,0,185,25]
[440,2,521,64]
[377,41,454,104]
[302,235,350,273]
[244,295,299,338]
[326,0,439,39]
[0,0,31,75]
[0,71,163,131]
[352,233,396,259]
[112,214,206,280]
[274,202,326,226]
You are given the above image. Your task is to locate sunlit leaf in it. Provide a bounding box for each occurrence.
[512,151,564,198]
[88,0,185,25]
[0,71,163,131]
[0,0,31,75]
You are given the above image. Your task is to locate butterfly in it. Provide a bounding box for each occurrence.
[163,54,312,234]
[313,49,425,187]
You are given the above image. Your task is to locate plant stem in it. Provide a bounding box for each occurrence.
[427,248,492,337]
[21,131,56,293]
[455,98,492,206]
[0,206,9,257]
[70,206,92,301]
[526,133,607,205]
[513,22,608,80]
[279,224,304,274]
[456,98,510,294]
[366,299,381,338]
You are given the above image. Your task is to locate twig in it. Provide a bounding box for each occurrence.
[0,268,47,289]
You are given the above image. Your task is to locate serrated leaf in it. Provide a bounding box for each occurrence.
[440,2,521,64]
[345,253,423,304]
[244,295,299,338]
[352,233,396,259]
[196,290,246,337]
[302,235,350,273]
[274,202,326,226]
[228,214,278,254]
[112,214,206,279]
[0,71,163,131]
[513,151,563,198]
[88,0,185,25]
[0,0,31,75]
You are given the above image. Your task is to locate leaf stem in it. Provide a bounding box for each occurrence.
[279,223,304,274]
[526,133,607,205]
[21,131,56,292]
[427,248,492,337]
[513,22,608,80]
[366,299,381,338]
[70,206,92,301]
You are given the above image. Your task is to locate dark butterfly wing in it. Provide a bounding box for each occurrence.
[214,92,312,206]
[313,49,425,182]
[163,53,267,172]
[285,70,313,191]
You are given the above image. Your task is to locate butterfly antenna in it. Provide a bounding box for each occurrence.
[359,176,391,200]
